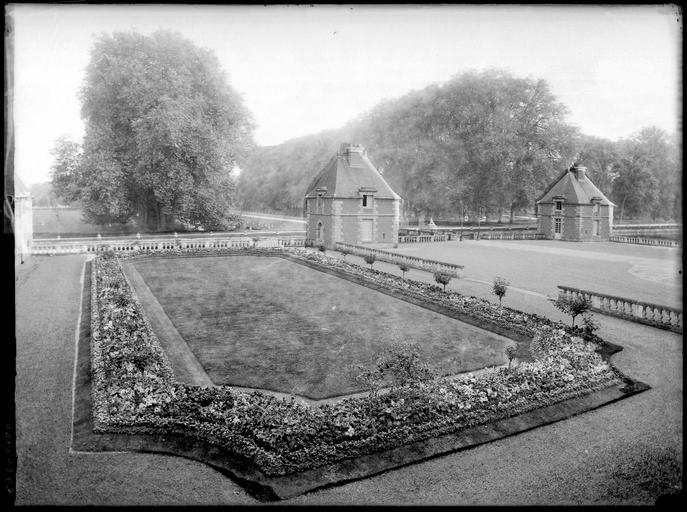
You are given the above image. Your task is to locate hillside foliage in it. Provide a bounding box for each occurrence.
[238,70,680,222]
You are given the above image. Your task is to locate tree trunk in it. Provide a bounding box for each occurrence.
[619,196,626,223]
[509,203,515,224]
[156,203,167,232]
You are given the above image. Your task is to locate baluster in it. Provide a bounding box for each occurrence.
[651,306,660,322]
[661,309,671,325]
[668,310,677,327]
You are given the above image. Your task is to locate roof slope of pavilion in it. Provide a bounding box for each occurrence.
[537,167,616,206]
[304,144,401,200]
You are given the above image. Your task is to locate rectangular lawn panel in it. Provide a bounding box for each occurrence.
[132,255,511,399]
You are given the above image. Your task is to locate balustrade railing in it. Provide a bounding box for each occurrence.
[335,242,464,278]
[31,233,306,255]
[557,285,682,333]
[609,235,681,248]
[398,229,543,243]
[476,232,545,241]
[398,234,448,243]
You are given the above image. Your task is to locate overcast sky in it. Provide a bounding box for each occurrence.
[9,4,682,185]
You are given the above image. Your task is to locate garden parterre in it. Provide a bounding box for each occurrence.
[90,247,628,476]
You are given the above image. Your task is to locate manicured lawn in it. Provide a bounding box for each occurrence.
[131,255,512,399]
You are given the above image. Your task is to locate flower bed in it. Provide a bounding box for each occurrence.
[91,248,628,477]
[288,248,610,346]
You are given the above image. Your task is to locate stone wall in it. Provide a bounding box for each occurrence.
[538,203,612,241]
[306,197,399,247]
[15,195,33,265]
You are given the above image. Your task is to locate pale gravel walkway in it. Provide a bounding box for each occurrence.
[14,253,682,505]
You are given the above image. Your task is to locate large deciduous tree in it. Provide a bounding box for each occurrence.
[577,128,681,222]
[57,30,254,230]
[576,135,621,195]
[612,127,678,222]
[50,135,83,205]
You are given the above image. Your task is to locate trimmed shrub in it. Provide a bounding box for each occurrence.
[492,276,510,306]
[580,314,600,341]
[434,270,452,292]
[363,253,377,269]
[505,345,517,371]
[554,294,592,327]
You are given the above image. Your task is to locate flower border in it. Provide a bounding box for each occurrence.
[90,247,629,476]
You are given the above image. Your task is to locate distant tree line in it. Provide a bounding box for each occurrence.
[238,70,681,223]
[576,128,680,222]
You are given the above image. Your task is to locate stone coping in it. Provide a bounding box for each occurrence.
[74,257,649,500]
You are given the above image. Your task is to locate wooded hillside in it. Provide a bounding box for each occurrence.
[238,70,680,222]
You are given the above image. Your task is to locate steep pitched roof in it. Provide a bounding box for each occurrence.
[304,144,401,200]
[537,166,616,206]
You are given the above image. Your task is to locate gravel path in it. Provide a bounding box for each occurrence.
[14,252,682,505]
[377,239,682,308]
[15,255,253,505]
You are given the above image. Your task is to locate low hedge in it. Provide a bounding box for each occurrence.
[91,248,626,476]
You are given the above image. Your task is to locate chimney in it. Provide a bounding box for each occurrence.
[339,143,365,155]
[572,164,587,181]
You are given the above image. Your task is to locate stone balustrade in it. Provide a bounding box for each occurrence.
[398,228,543,243]
[609,235,681,248]
[557,285,682,333]
[476,232,545,241]
[335,242,464,278]
[31,232,306,255]
[398,234,448,243]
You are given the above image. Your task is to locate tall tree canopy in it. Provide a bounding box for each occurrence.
[52,30,253,230]
[50,135,83,205]
[611,127,680,221]
[238,70,580,221]
[575,127,681,222]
